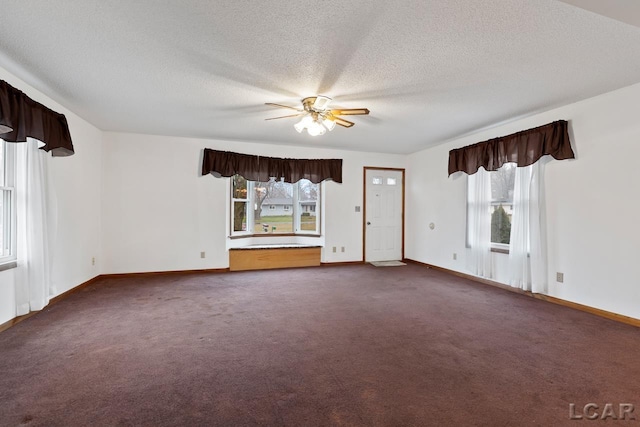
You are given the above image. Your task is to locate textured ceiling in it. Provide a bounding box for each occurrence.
[1,0,640,154]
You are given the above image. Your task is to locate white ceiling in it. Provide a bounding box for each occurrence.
[1,0,640,154]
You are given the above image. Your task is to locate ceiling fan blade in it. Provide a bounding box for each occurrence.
[330,108,370,116]
[333,117,355,128]
[265,103,303,112]
[265,113,306,121]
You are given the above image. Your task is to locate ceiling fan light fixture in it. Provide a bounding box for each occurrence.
[306,120,326,136]
[294,112,328,136]
[312,95,331,111]
[322,116,336,131]
[293,121,305,133]
[294,114,313,133]
[266,96,368,135]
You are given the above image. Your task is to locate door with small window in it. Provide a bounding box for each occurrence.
[364,168,404,262]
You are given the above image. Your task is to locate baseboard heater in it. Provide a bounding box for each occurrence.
[229,244,321,271]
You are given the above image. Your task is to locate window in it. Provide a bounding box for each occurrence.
[231,175,249,232]
[231,175,320,236]
[467,163,516,248]
[489,163,515,245]
[0,139,16,264]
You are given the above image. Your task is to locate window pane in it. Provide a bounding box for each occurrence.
[0,190,4,256]
[233,201,247,232]
[0,188,14,257]
[490,163,515,204]
[253,179,293,234]
[232,175,248,199]
[489,163,515,244]
[299,179,319,233]
[372,177,382,185]
[491,204,512,244]
[0,141,4,187]
[0,140,13,258]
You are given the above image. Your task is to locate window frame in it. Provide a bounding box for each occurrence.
[465,163,516,253]
[229,176,321,238]
[0,139,17,266]
[230,176,252,237]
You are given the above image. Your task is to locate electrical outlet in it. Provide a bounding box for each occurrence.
[332,246,336,253]
[341,246,345,253]
[453,253,457,260]
[200,251,206,259]
[556,272,564,283]
[91,257,95,266]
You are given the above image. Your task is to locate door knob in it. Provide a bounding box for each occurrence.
[366,222,371,225]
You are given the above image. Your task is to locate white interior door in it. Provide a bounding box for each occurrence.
[365,169,403,262]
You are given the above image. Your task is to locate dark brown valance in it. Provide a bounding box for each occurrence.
[0,79,74,156]
[202,148,342,184]
[448,120,574,175]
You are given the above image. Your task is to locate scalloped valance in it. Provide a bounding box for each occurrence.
[0,79,74,156]
[448,120,574,175]
[201,148,342,184]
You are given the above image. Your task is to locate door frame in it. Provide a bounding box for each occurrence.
[362,167,406,262]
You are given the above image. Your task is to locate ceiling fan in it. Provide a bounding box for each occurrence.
[265,96,369,136]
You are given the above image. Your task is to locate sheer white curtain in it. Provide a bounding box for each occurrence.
[467,168,492,278]
[15,138,53,316]
[508,162,547,293]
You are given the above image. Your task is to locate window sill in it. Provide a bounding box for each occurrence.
[0,260,17,272]
[465,245,510,254]
[491,247,510,254]
[229,233,321,240]
[230,244,322,250]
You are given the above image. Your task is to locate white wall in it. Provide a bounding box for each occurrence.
[406,82,640,319]
[101,132,406,273]
[0,67,103,325]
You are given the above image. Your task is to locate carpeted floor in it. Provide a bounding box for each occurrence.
[0,264,638,426]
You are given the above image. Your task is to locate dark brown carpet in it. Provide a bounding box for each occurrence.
[0,264,638,426]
